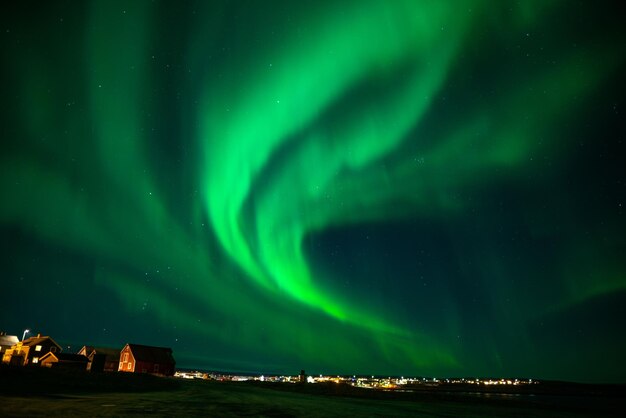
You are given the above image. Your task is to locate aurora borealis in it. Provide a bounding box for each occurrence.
[1,0,625,383]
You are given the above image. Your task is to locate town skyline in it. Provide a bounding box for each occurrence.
[0,329,611,385]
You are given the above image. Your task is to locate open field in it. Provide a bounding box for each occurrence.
[1,368,624,417]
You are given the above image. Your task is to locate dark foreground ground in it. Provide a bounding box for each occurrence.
[1,367,624,417]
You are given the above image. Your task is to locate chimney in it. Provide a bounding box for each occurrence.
[37,333,41,338]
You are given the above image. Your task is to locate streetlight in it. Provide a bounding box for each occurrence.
[22,329,30,341]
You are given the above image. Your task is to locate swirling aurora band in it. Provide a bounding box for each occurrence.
[1,0,625,382]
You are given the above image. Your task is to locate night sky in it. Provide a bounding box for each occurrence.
[1,1,625,383]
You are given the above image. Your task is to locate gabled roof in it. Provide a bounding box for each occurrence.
[40,352,88,363]
[79,345,120,359]
[22,335,62,350]
[78,345,95,356]
[92,347,121,358]
[0,335,19,347]
[125,343,175,365]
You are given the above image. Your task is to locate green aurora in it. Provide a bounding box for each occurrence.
[1,1,625,382]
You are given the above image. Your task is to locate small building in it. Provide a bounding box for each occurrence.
[78,346,121,372]
[0,332,19,356]
[118,343,175,376]
[77,345,94,357]
[1,334,62,366]
[39,352,89,370]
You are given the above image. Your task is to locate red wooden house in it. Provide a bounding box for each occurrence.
[118,343,175,376]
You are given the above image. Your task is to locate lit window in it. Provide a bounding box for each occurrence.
[35,345,42,352]
[32,357,39,363]
[127,363,132,370]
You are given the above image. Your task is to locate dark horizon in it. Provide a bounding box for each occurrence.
[2,1,625,384]
[4,331,623,385]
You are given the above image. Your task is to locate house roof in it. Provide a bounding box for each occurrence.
[40,352,88,363]
[22,335,62,350]
[0,335,19,347]
[79,346,120,358]
[78,345,95,355]
[126,344,175,365]
[93,347,121,357]
[91,347,121,360]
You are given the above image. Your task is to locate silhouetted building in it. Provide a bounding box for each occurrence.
[40,352,89,370]
[1,334,61,366]
[77,346,121,372]
[118,343,175,376]
[299,369,307,383]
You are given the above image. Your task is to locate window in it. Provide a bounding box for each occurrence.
[32,357,39,364]
[123,353,128,362]
[50,347,57,353]
[127,363,132,370]
[35,345,42,352]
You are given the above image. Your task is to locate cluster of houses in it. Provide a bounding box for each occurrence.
[0,332,175,376]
